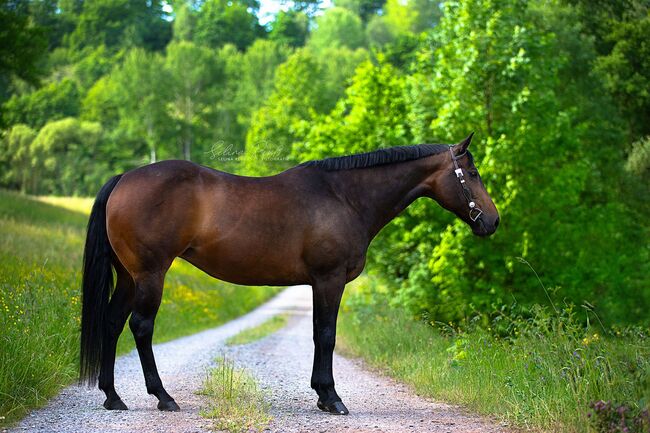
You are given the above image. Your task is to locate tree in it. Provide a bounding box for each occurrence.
[626,136,650,176]
[0,0,47,100]
[73,45,120,90]
[194,0,263,50]
[172,1,196,42]
[243,49,326,175]
[366,15,396,48]
[0,124,36,192]
[334,0,385,22]
[383,0,441,35]
[565,0,650,140]
[2,78,80,129]
[308,7,366,50]
[112,48,172,163]
[222,40,291,152]
[66,0,172,52]
[242,45,368,175]
[595,12,650,140]
[269,10,309,48]
[165,41,223,161]
[352,0,649,324]
[30,117,105,195]
[293,59,412,161]
[315,46,370,110]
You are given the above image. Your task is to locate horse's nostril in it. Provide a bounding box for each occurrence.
[494,217,500,229]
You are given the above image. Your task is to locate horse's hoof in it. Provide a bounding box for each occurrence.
[157,399,181,412]
[317,399,349,415]
[103,398,128,410]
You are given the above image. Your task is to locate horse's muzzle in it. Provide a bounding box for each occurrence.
[473,216,499,237]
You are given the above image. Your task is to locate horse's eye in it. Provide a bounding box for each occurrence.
[468,171,479,178]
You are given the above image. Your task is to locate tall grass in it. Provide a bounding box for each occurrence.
[0,190,280,427]
[198,357,271,433]
[337,276,650,432]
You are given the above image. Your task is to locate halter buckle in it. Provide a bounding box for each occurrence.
[469,207,483,222]
[454,168,463,178]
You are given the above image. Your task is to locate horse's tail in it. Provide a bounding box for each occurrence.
[79,174,123,386]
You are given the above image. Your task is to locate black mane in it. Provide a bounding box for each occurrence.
[301,144,450,171]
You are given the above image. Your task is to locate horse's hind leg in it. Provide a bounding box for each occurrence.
[99,263,134,410]
[311,273,348,415]
[130,271,180,411]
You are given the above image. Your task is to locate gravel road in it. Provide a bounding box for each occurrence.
[9,285,510,433]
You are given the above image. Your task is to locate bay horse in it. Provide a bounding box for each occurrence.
[80,133,499,415]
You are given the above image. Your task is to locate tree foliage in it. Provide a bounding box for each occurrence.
[3,78,80,128]
[0,0,648,324]
[66,0,171,52]
[0,123,36,192]
[308,7,366,50]
[0,1,47,100]
[30,117,105,195]
[269,10,309,48]
[194,0,263,51]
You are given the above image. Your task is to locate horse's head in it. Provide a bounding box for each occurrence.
[427,133,499,237]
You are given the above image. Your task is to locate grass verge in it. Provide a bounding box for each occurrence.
[0,189,280,427]
[198,357,271,433]
[337,276,650,433]
[226,314,289,346]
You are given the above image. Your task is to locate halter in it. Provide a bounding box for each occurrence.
[449,146,483,222]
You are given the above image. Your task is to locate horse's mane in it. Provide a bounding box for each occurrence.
[301,144,450,171]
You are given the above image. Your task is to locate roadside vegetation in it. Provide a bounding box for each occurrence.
[0,190,280,427]
[2,0,649,431]
[338,276,650,433]
[199,357,271,433]
[226,314,289,346]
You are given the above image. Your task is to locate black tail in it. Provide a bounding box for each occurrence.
[79,174,123,386]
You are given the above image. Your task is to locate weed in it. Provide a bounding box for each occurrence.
[199,357,271,433]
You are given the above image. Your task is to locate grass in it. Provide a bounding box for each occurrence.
[0,189,281,427]
[198,357,271,433]
[337,276,650,433]
[225,314,289,346]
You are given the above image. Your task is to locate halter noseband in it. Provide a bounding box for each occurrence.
[449,146,483,222]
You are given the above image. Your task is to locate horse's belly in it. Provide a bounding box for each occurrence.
[180,242,308,286]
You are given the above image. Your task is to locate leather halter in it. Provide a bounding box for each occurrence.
[449,146,483,222]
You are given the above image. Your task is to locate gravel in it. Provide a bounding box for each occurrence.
[228,286,511,433]
[9,285,511,433]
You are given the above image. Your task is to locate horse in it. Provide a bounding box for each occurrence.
[79,132,499,415]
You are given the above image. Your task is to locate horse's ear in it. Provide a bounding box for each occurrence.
[454,132,474,155]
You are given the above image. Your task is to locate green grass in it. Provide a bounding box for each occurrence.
[225,314,289,346]
[198,357,271,433]
[0,189,280,427]
[338,276,650,433]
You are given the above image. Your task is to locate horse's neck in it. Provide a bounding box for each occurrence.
[330,155,442,239]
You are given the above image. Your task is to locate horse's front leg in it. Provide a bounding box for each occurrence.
[311,274,348,415]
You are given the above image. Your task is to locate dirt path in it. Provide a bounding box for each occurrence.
[9,286,510,433]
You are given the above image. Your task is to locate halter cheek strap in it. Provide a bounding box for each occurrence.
[449,146,483,222]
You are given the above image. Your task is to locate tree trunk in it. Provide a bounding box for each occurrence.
[147,123,157,164]
[183,135,191,161]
